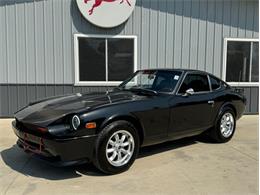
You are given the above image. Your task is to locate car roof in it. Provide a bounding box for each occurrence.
[139,68,225,82]
[140,68,208,74]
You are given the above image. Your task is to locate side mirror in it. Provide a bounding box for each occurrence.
[184,88,194,96]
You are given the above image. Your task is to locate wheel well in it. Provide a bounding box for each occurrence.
[222,103,237,118]
[101,116,144,145]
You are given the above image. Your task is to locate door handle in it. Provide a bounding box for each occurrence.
[208,100,215,105]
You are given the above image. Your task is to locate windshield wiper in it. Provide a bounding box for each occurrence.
[129,87,158,95]
[113,86,122,91]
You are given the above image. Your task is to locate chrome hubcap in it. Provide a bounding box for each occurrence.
[220,113,234,138]
[106,130,135,167]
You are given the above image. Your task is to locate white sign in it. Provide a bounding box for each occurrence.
[76,0,136,28]
[174,75,180,80]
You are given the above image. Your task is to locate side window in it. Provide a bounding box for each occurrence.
[152,71,181,92]
[210,76,221,90]
[179,74,210,94]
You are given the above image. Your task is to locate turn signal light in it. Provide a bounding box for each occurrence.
[85,122,96,129]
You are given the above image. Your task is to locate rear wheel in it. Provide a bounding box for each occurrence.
[210,107,236,143]
[93,120,139,174]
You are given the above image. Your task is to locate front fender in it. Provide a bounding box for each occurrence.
[100,113,145,144]
[80,106,146,144]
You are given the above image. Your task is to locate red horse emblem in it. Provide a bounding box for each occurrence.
[84,0,132,15]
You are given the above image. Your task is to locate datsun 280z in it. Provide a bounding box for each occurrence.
[12,69,246,174]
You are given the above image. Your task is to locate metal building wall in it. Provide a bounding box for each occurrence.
[0,0,259,117]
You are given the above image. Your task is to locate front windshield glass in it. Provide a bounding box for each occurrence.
[119,70,182,93]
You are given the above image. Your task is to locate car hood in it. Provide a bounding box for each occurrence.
[14,90,145,126]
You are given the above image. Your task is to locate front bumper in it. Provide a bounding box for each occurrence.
[12,121,98,166]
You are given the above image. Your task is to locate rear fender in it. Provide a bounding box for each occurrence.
[216,102,237,124]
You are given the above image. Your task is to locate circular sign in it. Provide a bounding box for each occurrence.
[76,0,136,28]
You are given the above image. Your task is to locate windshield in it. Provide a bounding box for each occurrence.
[119,70,182,93]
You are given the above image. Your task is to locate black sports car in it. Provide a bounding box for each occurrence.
[12,69,246,174]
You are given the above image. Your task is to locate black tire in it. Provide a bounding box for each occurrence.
[93,120,140,174]
[210,107,236,143]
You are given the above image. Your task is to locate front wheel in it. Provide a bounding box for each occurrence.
[210,107,236,143]
[93,120,140,174]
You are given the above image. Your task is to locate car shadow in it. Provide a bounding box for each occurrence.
[1,136,212,180]
[1,145,105,179]
[138,135,215,158]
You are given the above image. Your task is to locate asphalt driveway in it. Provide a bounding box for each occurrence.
[0,115,258,195]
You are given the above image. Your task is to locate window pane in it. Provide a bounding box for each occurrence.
[121,70,182,92]
[137,72,156,88]
[179,74,210,93]
[152,71,182,92]
[226,41,251,82]
[78,38,106,81]
[108,39,134,81]
[210,76,221,90]
[251,42,259,82]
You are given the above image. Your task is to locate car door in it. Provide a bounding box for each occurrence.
[168,72,215,137]
[132,70,183,146]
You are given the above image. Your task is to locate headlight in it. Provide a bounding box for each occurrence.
[71,115,80,130]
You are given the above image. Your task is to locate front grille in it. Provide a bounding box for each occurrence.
[15,118,48,137]
[20,137,40,148]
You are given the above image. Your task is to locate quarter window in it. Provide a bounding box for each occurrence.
[210,76,221,90]
[179,74,210,94]
[75,35,137,85]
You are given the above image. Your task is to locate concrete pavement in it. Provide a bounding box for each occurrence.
[0,115,258,195]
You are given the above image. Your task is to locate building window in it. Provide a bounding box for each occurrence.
[223,38,259,86]
[74,34,137,86]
